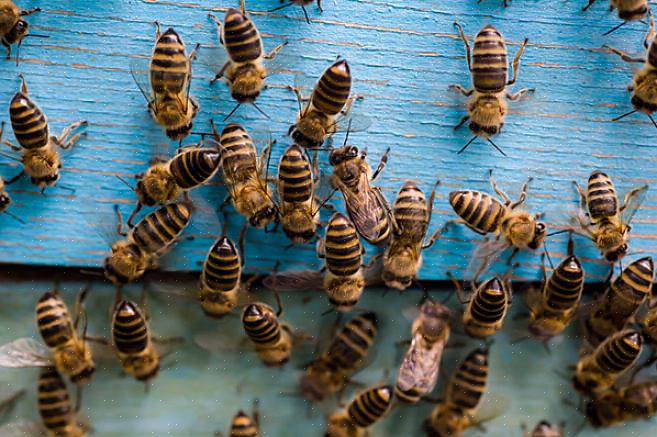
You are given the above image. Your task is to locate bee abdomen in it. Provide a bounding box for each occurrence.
[328,312,377,369]
[242,304,281,347]
[469,278,507,323]
[449,190,506,234]
[112,301,149,354]
[230,410,258,437]
[325,213,363,276]
[223,9,263,63]
[151,28,188,95]
[393,182,428,237]
[347,385,393,428]
[587,171,618,220]
[472,25,508,94]
[36,292,74,348]
[596,330,642,373]
[220,123,258,176]
[312,59,351,115]
[611,256,654,305]
[169,149,221,189]
[38,367,75,433]
[450,348,489,411]
[9,91,48,149]
[545,255,584,311]
[202,237,241,292]
[279,144,313,203]
[132,202,192,253]
[617,0,648,20]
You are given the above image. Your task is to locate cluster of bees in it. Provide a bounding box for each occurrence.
[0,0,657,436]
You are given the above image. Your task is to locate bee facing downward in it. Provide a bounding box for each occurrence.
[325,385,393,437]
[0,0,43,62]
[449,22,532,156]
[583,0,649,35]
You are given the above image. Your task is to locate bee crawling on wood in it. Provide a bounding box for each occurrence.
[583,0,649,36]
[0,0,45,63]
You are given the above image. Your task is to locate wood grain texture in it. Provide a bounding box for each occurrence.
[0,0,656,281]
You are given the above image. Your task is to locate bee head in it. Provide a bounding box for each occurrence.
[597,229,627,262]
[166,122,193,141]
[468,121,500,137]
[329,145,359,166]
[135,179,158,206]
[249,205,277,229]
[230,65,264,103]
[528,221,547,249]
[31,173,60,187]
[0,192,11,211]
[104,243,145,285]
[6,19,29,44]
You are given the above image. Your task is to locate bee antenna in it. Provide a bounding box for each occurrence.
[57,184,76,194]
[647,114,657,130]
[603,20,627,36]
[543,243,554,270]
[115,175,134,190]
[223,103,242,121]
[268,2,294,13]
[311,188,337,217]
[3,210,25,224]
[546,229,569,237]
[612,109,637,122]
[251,102,271,119]
[486,138,507,156]
[456,136,477,154]
[342,119,353,147]
[25,33,48,38]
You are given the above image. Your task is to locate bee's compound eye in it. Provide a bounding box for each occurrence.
[348,146,358,156]
[536,223,546,232]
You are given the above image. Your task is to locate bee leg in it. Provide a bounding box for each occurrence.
[370,147,390,181]
[422,226,444,250]
[127,203,142,228]
[264,40,288,60]
[620,184,649,213]
[446,271,469,304]
[56,120,88,150]
[4,170,24,185]
[73,284,91,330]
[507,38,528,86]
[600,44,644,63]
[506,247,519,266]
[509,175,532,209]
[153,21,161,41]
[20,7,42,16]
[447,84,473,96]
[506,88,534,101]
[572,180,588,211]
[644,15,656,49]
[488,169,512,206]
[582,0,597,11]
[301,5,311,23]
[452,21,472,71]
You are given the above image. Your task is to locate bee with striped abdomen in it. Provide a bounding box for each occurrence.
[383,180,442,290]
[213,121,277,229]
[0,1,42,61]
[448,273,511,340]
[586,380,657,427]
[208,1,287,118]
[104,202,193,285]
[277,144,321,245]
[38,366,87,437]
[131,23,199,141]
[288,59,368,149]
[449,22,532,155]
[318,212,365,312]
[300,312,378,402]
[583,0,648,35]
[523,421,564,437]
[424,348,492,437]
[217,400,260,437]
[111,300,160,382]
[449,170,546,268]
[573,170,648,263]
[584,256,654,346]
[0,176,23,223]
[2,75,87,192]
[241,297,294,367]
[395,300,451,404]
[325,385,392,437]
[573,329,643,396]
[269,0,323,23]
[329,144,392,246]
[125,145,220,226]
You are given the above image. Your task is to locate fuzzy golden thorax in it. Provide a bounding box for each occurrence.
[593,221,627,262]
[226,62,266,103]
[198,286,239,318]
[467,92,507,138]
[281,204,318,244]
[502,211,546,250]
[152,96,198,141]
[382,243,422,290]
[233,182,277,228]
[23,143,61,188]
[325,412,362,437]
[289,110,333,149]
[299,359,345,402]
[104,241,148,285]
[323,271,365,312]
[426,405,471,437]
[528,316,569,342]
[53,343,96,384]
[119,348,160,382]
[631,69,657,114]
[136,163,179,206]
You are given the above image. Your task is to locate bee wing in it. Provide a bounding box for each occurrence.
[332,111,372,134]
[194,330,245,353]
[621,184,649,225]
[148,275,199,301]
[339,177,385,244]
[129,57,154,104]
[293,70,318,97]
[464,239,509,281]
[396,336,444,397]
[0,420,45,437]
[83,205,122,250]
[471,394,511,426]
[0,338,52,368]
[262,269,324,291]
[196,46,229,80]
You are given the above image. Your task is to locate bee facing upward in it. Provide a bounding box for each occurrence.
[2,76,87,192]
[38,367,87,437]
[573,170,648,263]
[213,121,277,229]
[241,300,293,367]
[131,23,199,141]
[449,22,532,156]
[583,0,648,35]
[383,180,442,290]
[0,1,42,61]
[325,385,393,437]
[208,1,286,118]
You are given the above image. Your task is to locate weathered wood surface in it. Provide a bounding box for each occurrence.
[0,0,656,281]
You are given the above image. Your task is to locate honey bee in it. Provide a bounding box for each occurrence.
[325,385,393,437]
[208,1,287,118]
[0,176,23,223]
[383,180,442,290]
[219,400,260,437]
[448,273,511,340]
[640,298,657,348]
[125,145,221,226]
[449,170,546,268]
[573,170,648,263]
[0,1,42,61]
[525,241,585,343]
[111,300,160,382]
[584,256,654,346]
[212,121,277,229]
[38,366,87,437]
[104,202,193,286]
[329,145,392,246]
[586,380,657,427]
[269,0,323,23]
[241,299,293,367]
[573,329,643,396]
[424,348,491,437]
[583,0,649,35]
[131,23,199,141]
[318,212,365,312]
[449,22,532,156]
[288,59,368,149]
[277,144,321,245]
[395,300,451,404]
[522,421,564,437]
[300,311,378,402]
[1,76,87,192]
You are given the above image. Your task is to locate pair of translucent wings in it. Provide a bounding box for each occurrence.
[0,337,52,368]
[396,333,446,398]
[130,56,193,109]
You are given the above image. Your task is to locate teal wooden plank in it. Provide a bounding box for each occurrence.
[0,281,655,436]
[0,0,656,280]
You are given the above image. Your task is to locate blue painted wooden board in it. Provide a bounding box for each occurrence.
[0,281,656,436]
[1,0,657,280]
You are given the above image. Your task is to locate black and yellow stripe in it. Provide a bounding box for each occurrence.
[131,202,192,254]
[38,367,80,436]
[150,27,189,96]
[223,8,263,63]
[594,330,642,374]
[311,59,351,115]
[169,148,220,190]
[449,190,507,235]
[219,123,258,183]
[112,301,149,355]
[617,0,648,20]
[325,212,362,277]
[326,311,377,370]
[278,144,313,204]
[36,291,75,349]
[543,255,584,314]
[472,25,508,94]
[447,348,489,413]
[393,181,429,243]
[529,421,563,437]
[464,277,508,339]
[347,385,392,428]
[200,236,241,315]
[242,303,281,347]
[586,171,618,221]
[648,32,657,68]
[9,85,49,149]
[230,410,258,437]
